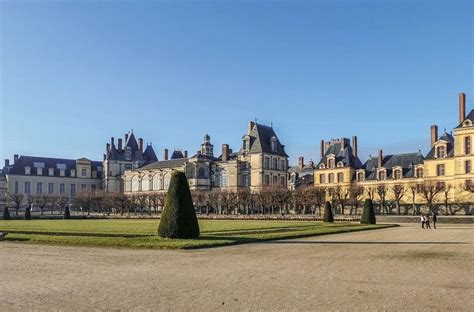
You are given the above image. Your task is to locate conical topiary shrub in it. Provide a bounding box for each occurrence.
[3,207,11,220]
[322,201,334,223]
[361,199,376,224]
[158,171,200,239]
[64,207,71,219]
[24,207,31,220]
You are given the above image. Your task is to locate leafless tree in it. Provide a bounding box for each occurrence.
[441,183,453,215]
[56,195,70,215]
[376,184,387,215]
[334,186,350,215]
[419,180,443,214]
[391,184,406,215]
[349,186,364,215]
[7,193,24,216]
[35,194,51,215]
[237,188,252,215]
[75,192,93,215]
[409,184,418,215]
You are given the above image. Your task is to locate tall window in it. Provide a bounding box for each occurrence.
[25,167,31,175]
[416,167,424,178]
[328,158,335,169]
[81,168,87,177]
[272,175,278,186]
[264,157,270,169]
[465,137,472,155]
[60,183,65,194]
[271,137,277,152]
[164,174,171,190]
[394,170,402,180]
[141,176,149,191]
[152,174,161,190]
[436,181,446,191]
[220,171,228,187]
[25,182,31,194]
[14,181,19,194]
[280,160,286,171]
[37,168,43,175]
[131,176,139,192]
[70,184,76,197]
[328,173,334,183]
[198,167,205,178]
[437,164,445,176]
[273,158,278,170]
[357,172,364,182]
[48,168,54,176]
[48,183,54,194]
[378,170,386,180]
[36,182,43,194]
[436,146,446,158]
[280,176,285,186]
[337,172,344,183]
[320,174,326,184]
[264,175,270,186]
[465,160,472,173]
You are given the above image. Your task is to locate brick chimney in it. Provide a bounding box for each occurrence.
[13,154,18,164]
[138,138,144,153]
[4,159,9,167]
[111,137,115,147]
[118,138,123,151]
[351,136,358,158]
[459,92,466,123]
[430,125,438,148]
[298,156,304,169]
[248,121,255,133]
[222,144,229,161]
[184,150,188,158]
[377,149,383,168]
[320,140,325,159]
[163,149,168,161]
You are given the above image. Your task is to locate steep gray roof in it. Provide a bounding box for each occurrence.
[455,109,474,128]
[316,141,363,169]
[425,132,454,160]
[243,123,288,157]
[362,152,424,180]
[171,150,185,159]
[137,158,187,171]
[143,145,158,162]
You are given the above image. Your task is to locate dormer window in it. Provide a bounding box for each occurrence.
[356,171,365,182]
[337,161,344,168]
[271,136,277,152]
[378,169,386,180]
[436,145,446,158]
[48,168,54,176]
[70,169,76,177]
[25,166,31,175]
[319,164,326,169]
[463,119,472,127]
[60,169,65,177]
[393,169,402,180]
[37,168,43,175]
[243,135,250,151]
[416,167,424,178]
[327,157,335,169]
[125,147,132,160]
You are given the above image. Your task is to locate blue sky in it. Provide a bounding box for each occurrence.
[1,0,472,165]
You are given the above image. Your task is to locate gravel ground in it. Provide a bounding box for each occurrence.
[1,224,473,311]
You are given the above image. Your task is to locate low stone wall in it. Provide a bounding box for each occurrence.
[375,215,474,224]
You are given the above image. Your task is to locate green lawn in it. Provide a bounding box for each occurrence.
[0,219,396,249]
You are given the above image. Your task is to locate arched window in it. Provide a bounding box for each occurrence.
[131,176,139,192]
[141,175,149,191]
[198,167,205,178]
[220,171,228,187]
[163,173,171,190]
[152,174,161,190]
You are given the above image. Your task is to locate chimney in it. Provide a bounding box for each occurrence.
[459,92,466,123]
[4,159,9,167]
[106,143,110,151]
[13,154,19,164]
[248,121,255,133]
[184,150,188,158]
[377,149,383,168]
[163,149,168,161]
[320,140,325,159]
[351,136,358,158]
[341,138,347,151]
[298,156,304,169]
[222,144,229,161]
[430,125,438,147]
[138,138,144,153]
[118,138,123,151]
[111,137,115,147]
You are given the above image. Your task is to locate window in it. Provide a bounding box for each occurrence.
[131,176,139,192]
[264,157,270,169]
[436,181,446,191]
[378,170,386,180]
[14,181,19,194]
[465,136,472,155]
[436,146,446,158]
[220,171,228,187]
[264,175,270,186]
[198,167,205,178]
[60,169,65,177]
[328,173,334,183]
[25,182,31,194]
[394,170,402,180]
[48,168,54,176]
[466,179,473,189]
[81,184,87,191]
[60,183,65,194]
[37,167,43,175]
[416,167,424,178]
[280,160,286,171]
[81,168,87,177]
[125,147,132,160]
[337,161,344,168]
[357,172,364,182]
[272,175,278,186]
[91,184,96,193]
[416,184,423,193]
[271,137,277,152]
[48,183,54,194]
[25,167,31,175]
[70,169,75,177]
[36,182,43,194]
[70,184,76,197]
[465,160,472,173]
[141,176,149,191]
[437,164,445,176]
[280,176,285,186]
[273,158,278,170]
[337,172,344,183]
[328,158,335,169]
[164,174,171,190]
[153,174,161,190]
[320,174,326,184]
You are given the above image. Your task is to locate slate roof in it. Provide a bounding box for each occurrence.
[171,150,185,159]
[362,152,424,180]
[292,174,314,190]
[316,140,363,169]
[4,155,103,178]
[143,145,158,162]
[425,132,455,160]
[455,109,474,128]
[243,123,288,157]
[136,158,187,171]
[288,161,315,175]
[106,133,157,162]
[125,133,139,150]
[191,153,218,162]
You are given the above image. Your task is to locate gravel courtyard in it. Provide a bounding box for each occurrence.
[2,224,473,311]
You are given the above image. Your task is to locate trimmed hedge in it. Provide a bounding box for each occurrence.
[323,201,334,223]
[361,199,376,224]
[64,207,71,219]
[158,171,200,239]
[3,207,11,220]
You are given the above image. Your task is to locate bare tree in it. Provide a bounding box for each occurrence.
[35,194,51,215]
[56,195,70,215]
[391,184,406,215]
[419,180,443,214]
[441,183,453,215]
[334,186,350,215]
[376,184,387,215]
[7,193,24,216]
[349,186,364,215]
[237,188,252,215]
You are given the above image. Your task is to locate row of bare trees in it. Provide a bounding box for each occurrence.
[5,180,473,217]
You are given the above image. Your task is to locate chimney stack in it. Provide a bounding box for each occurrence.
[4,159,9,167]
[459,92,466,123]
[184,150,188,158]
[298,156,304,169]
[106,143,110,151]
[118,138,123,151]
[377,149,383,168]
[222,144,229,161]
[163,149,169,161]
[138,138,144,153]
[430,125,438,147]
[352,136,358,158]
[13,154,18,164]
[320,140,325,159]
[248,121,255,133]
[111,137,115,147]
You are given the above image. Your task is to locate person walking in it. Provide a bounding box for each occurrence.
[432,211,437,229]
[420,214,426,229]
[425,214,431,229]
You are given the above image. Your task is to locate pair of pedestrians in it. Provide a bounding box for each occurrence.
[421,212,437,229]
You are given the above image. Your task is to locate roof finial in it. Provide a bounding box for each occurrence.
[271,121,273,128]
[131,128,133,134]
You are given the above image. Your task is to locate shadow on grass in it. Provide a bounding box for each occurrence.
[5,237,30,242]
[269,241,471,245]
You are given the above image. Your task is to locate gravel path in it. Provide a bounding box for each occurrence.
[1,224,473,311]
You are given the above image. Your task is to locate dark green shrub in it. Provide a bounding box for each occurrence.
[3,207,11,220]
[158,171,200,239]
[361,199,376,224]
[322,201,334,223]
[64,207,71,219]
[24,207,31,220]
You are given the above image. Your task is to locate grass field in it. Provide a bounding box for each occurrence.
[0,219,396,249]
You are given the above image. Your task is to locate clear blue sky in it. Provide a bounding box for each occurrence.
[1,0,472,165]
